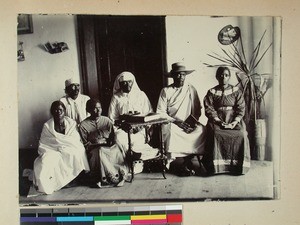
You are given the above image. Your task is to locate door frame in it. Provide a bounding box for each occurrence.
[77,15,168,115]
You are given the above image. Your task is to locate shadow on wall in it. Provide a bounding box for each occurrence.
[27,109,50,149]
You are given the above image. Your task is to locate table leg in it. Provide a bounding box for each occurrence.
[127,131,134,182]
[159,124,167,179]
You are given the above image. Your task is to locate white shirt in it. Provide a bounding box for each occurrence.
[60,93,90,124]
[108,91,152,122]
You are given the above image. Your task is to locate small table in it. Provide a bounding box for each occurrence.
[115,118,170,182]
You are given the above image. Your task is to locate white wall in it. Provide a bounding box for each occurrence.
[18,15,277,153]
[165,16,275,121]
[18,15,81,149]
[165,16,277,160]
[165,16,240,125]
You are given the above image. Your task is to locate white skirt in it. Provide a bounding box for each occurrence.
[163,123,206,158]
[33,146,89,194]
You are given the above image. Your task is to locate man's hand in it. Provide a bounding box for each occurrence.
[173,120,196,133]
[132,126,143,134]
[95,137,107,145]
[173,120,184,129]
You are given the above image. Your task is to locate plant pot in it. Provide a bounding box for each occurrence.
[255,119,267,160]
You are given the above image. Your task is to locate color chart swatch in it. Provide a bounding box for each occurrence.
[20,205,182,225]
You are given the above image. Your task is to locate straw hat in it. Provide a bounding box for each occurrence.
[168,62,195,77]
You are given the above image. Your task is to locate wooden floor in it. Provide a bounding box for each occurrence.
[19,160,274,205]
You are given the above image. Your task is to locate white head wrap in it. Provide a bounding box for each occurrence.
[112,71,141,94]
[65,77,80,88]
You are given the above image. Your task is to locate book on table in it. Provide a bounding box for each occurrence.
[122,112,162,123]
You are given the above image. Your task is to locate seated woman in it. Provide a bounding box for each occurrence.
[79,99,128,188]
[202,66,250,175]
[33,101,90,195]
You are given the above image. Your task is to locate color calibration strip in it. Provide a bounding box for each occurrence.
[20,205,182,225]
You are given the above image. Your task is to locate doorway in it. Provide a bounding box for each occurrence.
[77,15,167,115]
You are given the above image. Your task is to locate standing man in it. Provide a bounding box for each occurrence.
[60,77,90,124]
[156,62,206,176]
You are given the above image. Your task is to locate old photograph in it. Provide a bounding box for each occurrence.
[18,14,281,204]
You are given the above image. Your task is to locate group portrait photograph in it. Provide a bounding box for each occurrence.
[17,14,281,204]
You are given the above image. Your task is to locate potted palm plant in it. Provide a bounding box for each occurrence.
[204,24,273,160]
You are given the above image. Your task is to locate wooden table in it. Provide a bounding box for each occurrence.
[115,118,170,182]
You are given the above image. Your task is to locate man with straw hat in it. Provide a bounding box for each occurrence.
[60,77,90,124]
[157,62,206,176]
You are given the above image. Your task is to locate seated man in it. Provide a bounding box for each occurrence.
[79,99,128,188]
[156,62,206,176]
[108,71,158,161]
[60,77,90,124]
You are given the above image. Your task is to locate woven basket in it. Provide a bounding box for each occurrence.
[255,119,267,160]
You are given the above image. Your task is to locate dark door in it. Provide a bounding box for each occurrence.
[77,15,167,115]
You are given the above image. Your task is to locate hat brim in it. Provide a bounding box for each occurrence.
[166,70,195,77]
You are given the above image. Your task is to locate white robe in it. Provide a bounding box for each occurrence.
[60,94,90,124]
[157,83,206,158]
[108,91,154,153]
[33,117,90,194]
[108,72,158,158]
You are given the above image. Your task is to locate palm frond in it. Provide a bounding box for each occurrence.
[237,36,248,68]
[235,72,246,90]
[220,48,244,71]
[203,63,236,68]
[249,30,267,71]
[230,40,248,71]
[249,45,261,72]
[241,77,251,96]
[207,52,236,65]
[206,52,242,70]
[252,42,273,71]
[230,44,246,70]
[251,73,272,76]
[206,56,237,68]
